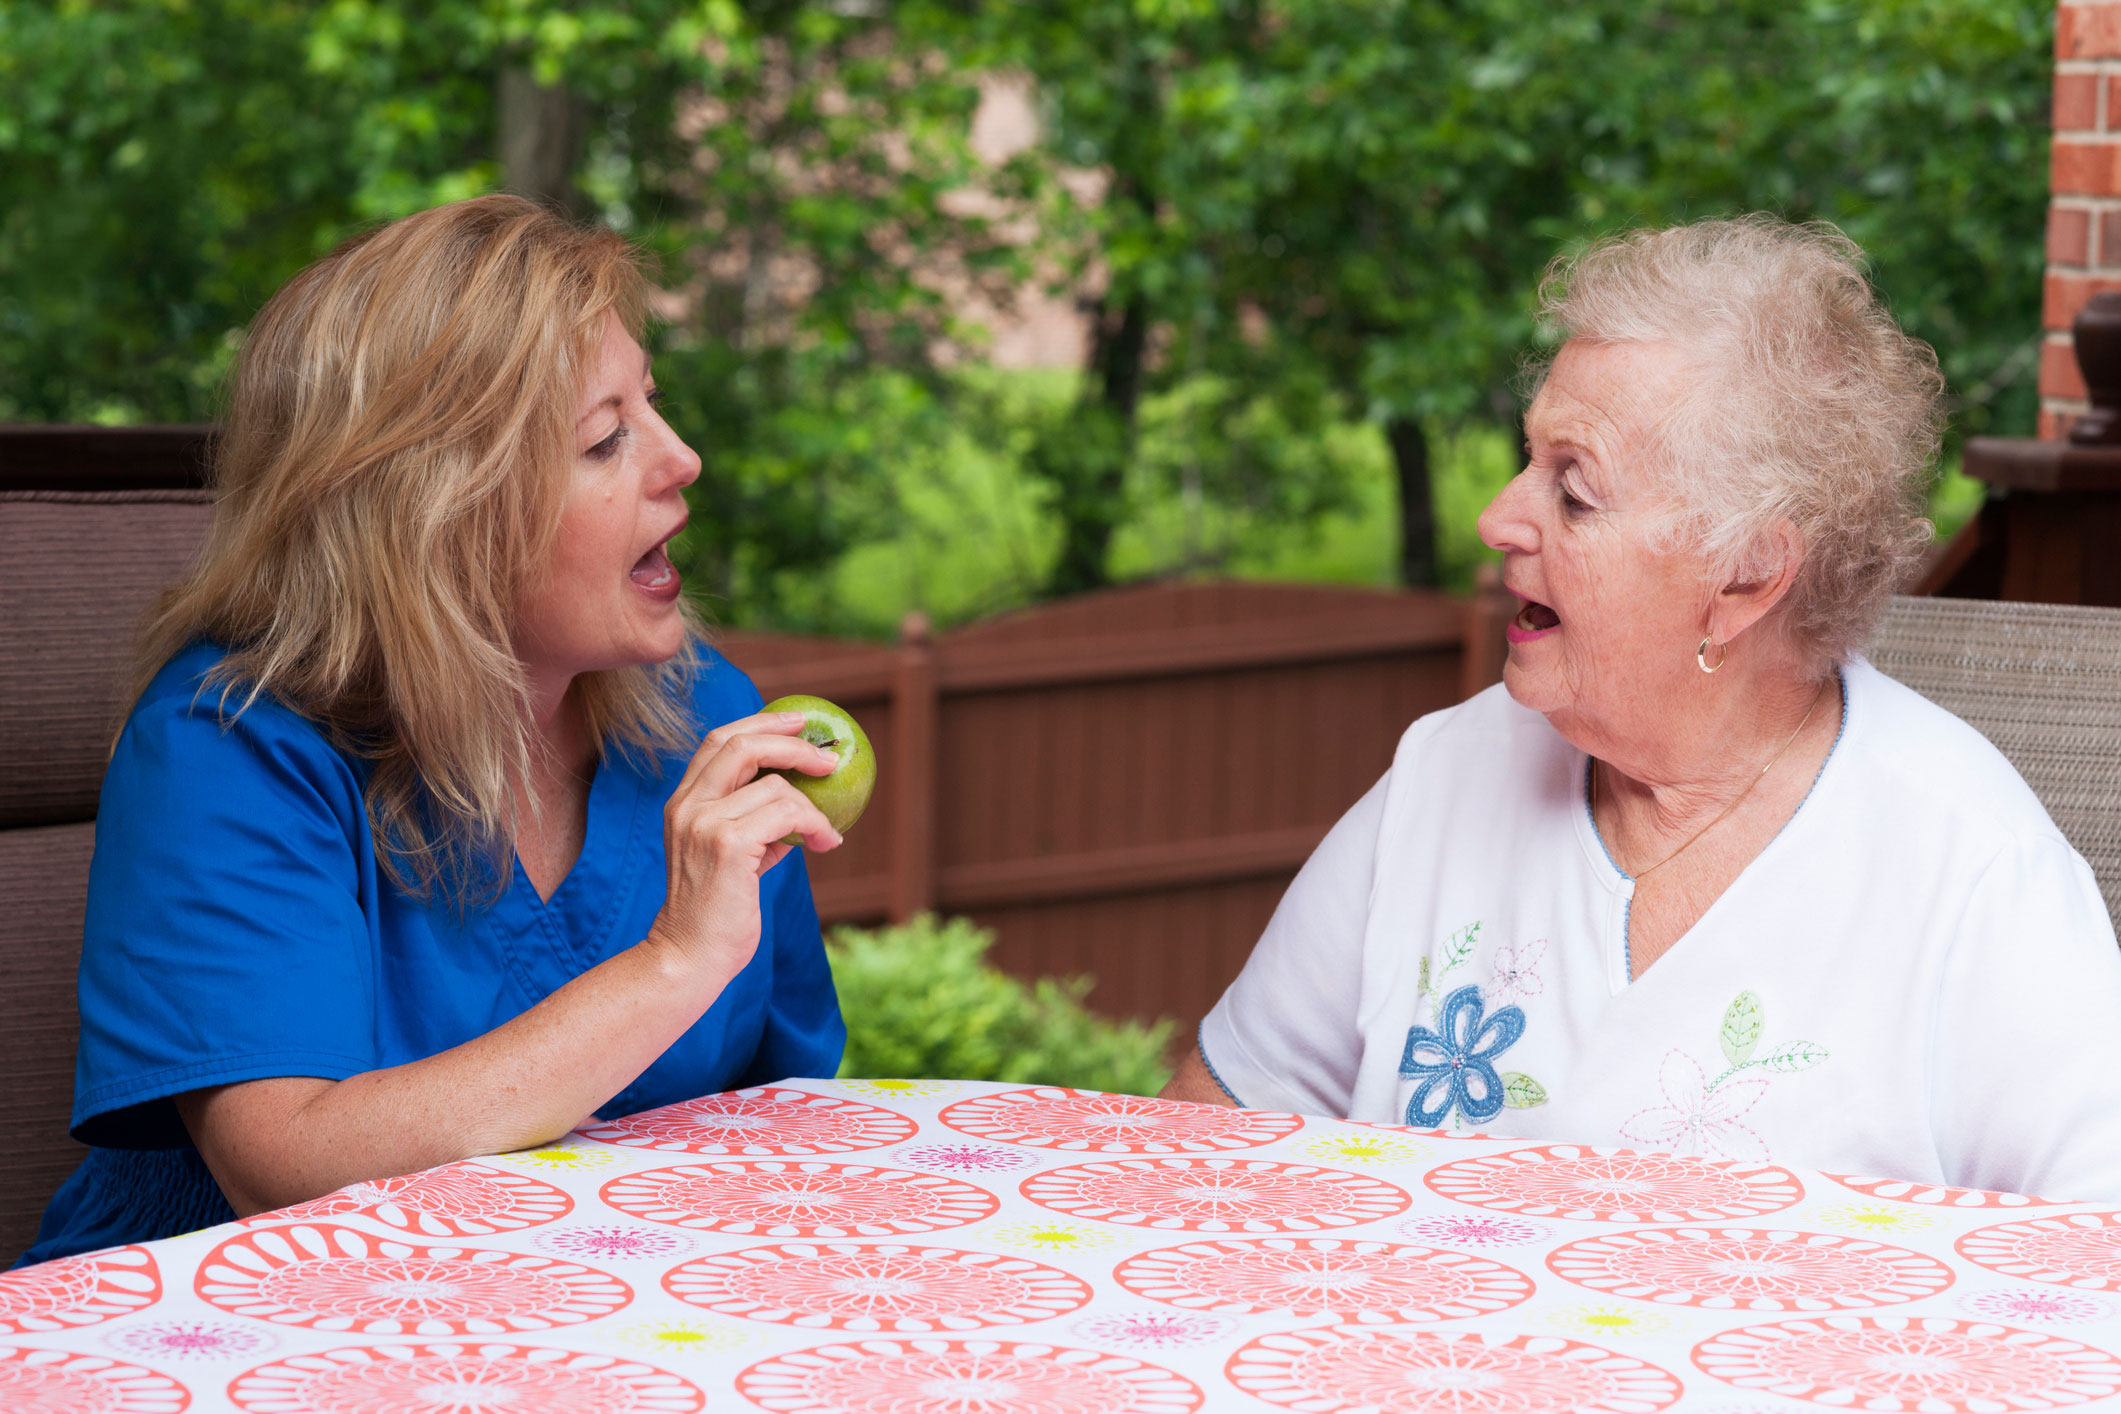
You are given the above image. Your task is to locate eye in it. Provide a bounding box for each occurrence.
[645,386,665,410]
[1556,463,1593,516]
[584,425,627,462]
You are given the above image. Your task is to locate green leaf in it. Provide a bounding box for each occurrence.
[1439,921,1482,976]
[1501,1072,1547,1108]
[1416,956,1433,998]
[1720,991,1764,1067]
[829,914,1175,1093]
[1756,1040,1829,1074]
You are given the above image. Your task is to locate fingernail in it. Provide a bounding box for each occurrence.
[817,749,839,767]
[777,712,805,725]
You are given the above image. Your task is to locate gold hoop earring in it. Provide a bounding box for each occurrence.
[1697,636,1728,674]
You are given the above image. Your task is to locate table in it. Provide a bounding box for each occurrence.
[4,1078,2121,1412]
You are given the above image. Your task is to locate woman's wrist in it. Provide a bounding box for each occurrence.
[638,918,751,993]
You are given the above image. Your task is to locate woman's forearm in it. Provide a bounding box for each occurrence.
[180,932,741,1215]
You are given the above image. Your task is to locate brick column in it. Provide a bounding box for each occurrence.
[2044,3,2121,437]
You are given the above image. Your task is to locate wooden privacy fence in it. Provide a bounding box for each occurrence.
[723,579,1512,1036]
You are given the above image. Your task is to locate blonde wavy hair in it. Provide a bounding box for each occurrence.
[133,194,705,900]
[1532,215,1947,670]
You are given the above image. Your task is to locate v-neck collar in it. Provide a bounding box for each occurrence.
[1571,666,1855,990]
[490,748,653,992]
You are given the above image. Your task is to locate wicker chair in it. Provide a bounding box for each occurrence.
[1869,595,2121,928]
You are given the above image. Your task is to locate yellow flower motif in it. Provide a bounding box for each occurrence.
[980,1220,1129,1253]
[610,1320,755,1356]
[1291,1131,1431,1166]
[490,1141,624,1171]
[1537,1304,1683,1338]
[1810,1203,1940,1234]
[835,1078,960,1099]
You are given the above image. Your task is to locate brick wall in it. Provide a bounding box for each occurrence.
[2045,2,2121,436]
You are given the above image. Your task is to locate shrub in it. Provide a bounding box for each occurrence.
[826,914,1175,1095]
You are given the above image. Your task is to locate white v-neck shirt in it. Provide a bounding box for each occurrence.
[1200,658,2121,1203]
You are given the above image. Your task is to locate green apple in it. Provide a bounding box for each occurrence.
[762,694,876,841]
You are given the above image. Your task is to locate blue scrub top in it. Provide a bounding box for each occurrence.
[19,640,844,1266]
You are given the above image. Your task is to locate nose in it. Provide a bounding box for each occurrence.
[649,414,702,495]
[1476,469,1539,557]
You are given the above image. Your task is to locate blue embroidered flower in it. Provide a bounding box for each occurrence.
[1399,984,1525,1127]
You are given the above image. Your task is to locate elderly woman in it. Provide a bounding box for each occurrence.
[20,196,847,1265]
[1165,216,2121,1202]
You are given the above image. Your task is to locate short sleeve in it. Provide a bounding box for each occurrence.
[72,679,379,1148]
[736,850,847,1086]
[1931,835,2121,1202]
[1197,778,1384,1116]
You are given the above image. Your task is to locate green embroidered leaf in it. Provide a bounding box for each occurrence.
[1501,1072,1548,1108]
[1720,991,1764,1067]
[1416,957,1433,998]
[1439,922,1481,976]
[1756,1040,1829,1074]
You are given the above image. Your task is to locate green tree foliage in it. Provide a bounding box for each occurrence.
[827,914,1176,1094]
[1,0,1024,626]
[997,0,2051,587]
[2,0,2054,607]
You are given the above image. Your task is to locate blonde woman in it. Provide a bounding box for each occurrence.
[19,196,846,1265]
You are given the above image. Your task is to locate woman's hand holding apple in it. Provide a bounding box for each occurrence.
[644,710,843,980]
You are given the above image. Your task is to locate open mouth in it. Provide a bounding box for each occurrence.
[630,540,680,600]
[1506,598,1560,643]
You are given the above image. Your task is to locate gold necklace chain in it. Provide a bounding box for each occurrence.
[1597,678,1832,881]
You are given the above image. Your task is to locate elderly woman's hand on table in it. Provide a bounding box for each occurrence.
[1171,216,2121,1205]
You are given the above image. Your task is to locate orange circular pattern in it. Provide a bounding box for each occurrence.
[0,1245,160,1335]
[1691,1315,2121,1410]
[1425,1146,1804,1223]
[1957,1212,2121,1291]
[737,1338,1203,1414]
[939,1088,1303,1153]
[195,1224,631,1335]
[0,1345,190,1414]
[1022,1159,1411,1233]
[600,1161,999,1238]
[664,1242,1093,1331]
[1115,1237,1534,1323]
[577,1088,916,1156]
[1547,1228,1955,1310]
[1226,1325,1684,1413]
[225,1341,704,1413]
[263,1164,573,1237]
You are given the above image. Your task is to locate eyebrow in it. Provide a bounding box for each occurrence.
[576,351,657,425]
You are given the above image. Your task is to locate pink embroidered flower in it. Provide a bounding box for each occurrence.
[1489,939,1546,1005]
[1620,1052,1770,1163]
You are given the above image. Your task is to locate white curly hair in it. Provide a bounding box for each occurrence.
[1531,215,1947,670]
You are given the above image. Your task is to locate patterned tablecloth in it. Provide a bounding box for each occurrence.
[6,1079,2121,1413]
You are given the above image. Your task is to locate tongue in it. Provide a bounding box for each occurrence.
[631,545,673,586]
[1524,602,1560,630]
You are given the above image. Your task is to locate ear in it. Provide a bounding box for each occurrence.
[1707,519,1804,648]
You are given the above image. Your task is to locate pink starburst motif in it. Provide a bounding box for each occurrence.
[1489,938,1546,1005]
[894,1143,1038,1174]
[1074,1310,1235,1350]
[534,1226,697,1262]
[1399,1214,1552,1248]
[1964,1287,2114,1324]
[107,1319,275,1361]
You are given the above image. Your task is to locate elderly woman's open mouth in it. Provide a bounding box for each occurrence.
[1506,598,1561,643]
